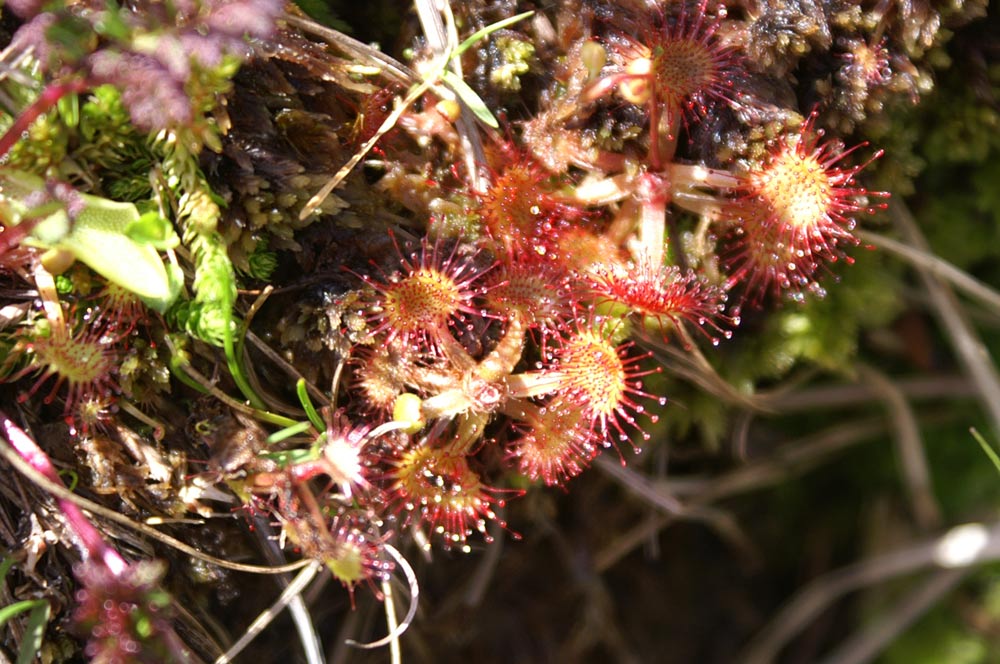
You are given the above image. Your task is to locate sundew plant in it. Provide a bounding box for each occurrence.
[0,0,997,662]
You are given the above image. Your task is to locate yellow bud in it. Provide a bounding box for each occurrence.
[619,58,653,105]
[40,248,75,275]
[392,393,426,434]
[435,99,462,123]
[581,40,607,80]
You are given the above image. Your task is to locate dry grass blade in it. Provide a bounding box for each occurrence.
[298,0,479,220]
[593,454,684,514]
[643,330,777,412]
[382,575,402,664]
[0,434,309,575]
[413,0,488,193]
[214,561,324,664]
[280,12,417,86]
[593,417,890,571]
[244,329,329,406]
[859,229,1000,313]
[759,374,974,413]
[816,569,967,664]
[345,543,419,650]
[857,364,941,530]
[593,455,756,571]
[741,521,1000,664]
[889,202,1000,435]
[299,75,442,220]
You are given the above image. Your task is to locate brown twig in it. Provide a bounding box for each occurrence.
[0,429,309,575]
[593,416,891,571]
[860,229,1000,314]
[741,521,1000,664]
[816,568,967,664]
[856,364,941,530]
[889,201,1000,436]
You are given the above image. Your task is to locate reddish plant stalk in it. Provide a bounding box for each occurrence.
[0,78,89,159]
[0,409,127,576]
[0,218,36,257]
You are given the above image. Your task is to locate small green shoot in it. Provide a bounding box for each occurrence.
[441,70,499,127]
[58,468,79,491]
[971,427,1000,476]
[296,378,326,433]
[223,318,267,411]
[267,420,315,446]
[443,10,534,128]
[163,335,299,428]
[450,11,534,59]
[263,443,323,467]
[0,557,52,664]
[165,342,211,395]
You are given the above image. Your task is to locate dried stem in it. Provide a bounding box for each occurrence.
[0,427,309,574]
[856,364,941,530]
[859,229,1000,313]
[816,568,967,664]
[0,410,127,575]
[889,201,1000,436]
[214,562,324,664]
[741,521,1000,664]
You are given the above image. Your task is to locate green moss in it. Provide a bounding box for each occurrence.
[870,44,1000,270]
[490,36,536,93]
[719,247,904,392]
[5,111,69,175]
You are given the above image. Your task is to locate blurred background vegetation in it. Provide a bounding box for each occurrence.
[0,0,998,662]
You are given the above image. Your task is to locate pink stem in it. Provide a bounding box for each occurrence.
[0,78,89,159]
[647,93,663,170]
[0,410,127,575]
[0,218,36,256]
[636,171,670,269]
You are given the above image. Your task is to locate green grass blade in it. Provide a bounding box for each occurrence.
[16,600,51,664]
[452,11,534,58]
[296,378,326,433]
[971,427,1000,476]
